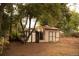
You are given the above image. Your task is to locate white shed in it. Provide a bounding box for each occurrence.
[27,25,60,43]
[42,25,60,42]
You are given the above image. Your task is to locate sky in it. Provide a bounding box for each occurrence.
[22,17,37,28]
[67,3,79,13]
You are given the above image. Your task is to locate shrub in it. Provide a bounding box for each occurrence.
[10,31,21,41]
[0,37,10,55]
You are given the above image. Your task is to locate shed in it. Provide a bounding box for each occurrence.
[27,25,60,43]
[42,25,60,42]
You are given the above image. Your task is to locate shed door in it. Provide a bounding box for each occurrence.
[35,31,43,43]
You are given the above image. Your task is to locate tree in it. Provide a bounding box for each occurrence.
[0,3,72,42]
[16,3,72,42]
[54,3,71,34]
[17,4,46,43]
[69,11,79,31]
[0,3,9,36]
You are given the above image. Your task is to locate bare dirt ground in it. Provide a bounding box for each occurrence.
[5,37,79,56]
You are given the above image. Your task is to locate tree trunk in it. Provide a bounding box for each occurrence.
[24,17,28,29]
[20,19,25,36]
[28,17,31,36]
[0,4,6,36]
[19,16,28,43]
[9,12,13,40]
[25,19,38,43]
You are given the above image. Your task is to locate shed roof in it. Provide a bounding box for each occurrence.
[25,25,58,31]
[44,25,58,30]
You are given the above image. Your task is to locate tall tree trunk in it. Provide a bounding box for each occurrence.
[24,17,28,29]
[20,19,25,36]
[24,17,28,40]
[9,12,13,40]
[15,23,18,37]
[19,16,28,43]
[28,17,31,36]
[0,4,6,36]
[25,19,38,43]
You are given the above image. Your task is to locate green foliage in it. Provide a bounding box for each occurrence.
[69,11,79,31]
[39,3,71,29]
[1,13,10,36]
[39,13,54,26]
[0,37,9,55]
[0,3,79,37]
[59,10,79,36]
[11,31,21,40]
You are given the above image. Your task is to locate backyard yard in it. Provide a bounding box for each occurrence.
[1,3,79,56]
[5,37,79,56]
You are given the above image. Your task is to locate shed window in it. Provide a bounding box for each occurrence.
[48,31,57,42]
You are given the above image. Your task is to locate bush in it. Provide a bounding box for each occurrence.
[0,37,10,55]
[71,32,79,37]
[9,32,21,42]
[0,37,10,46]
